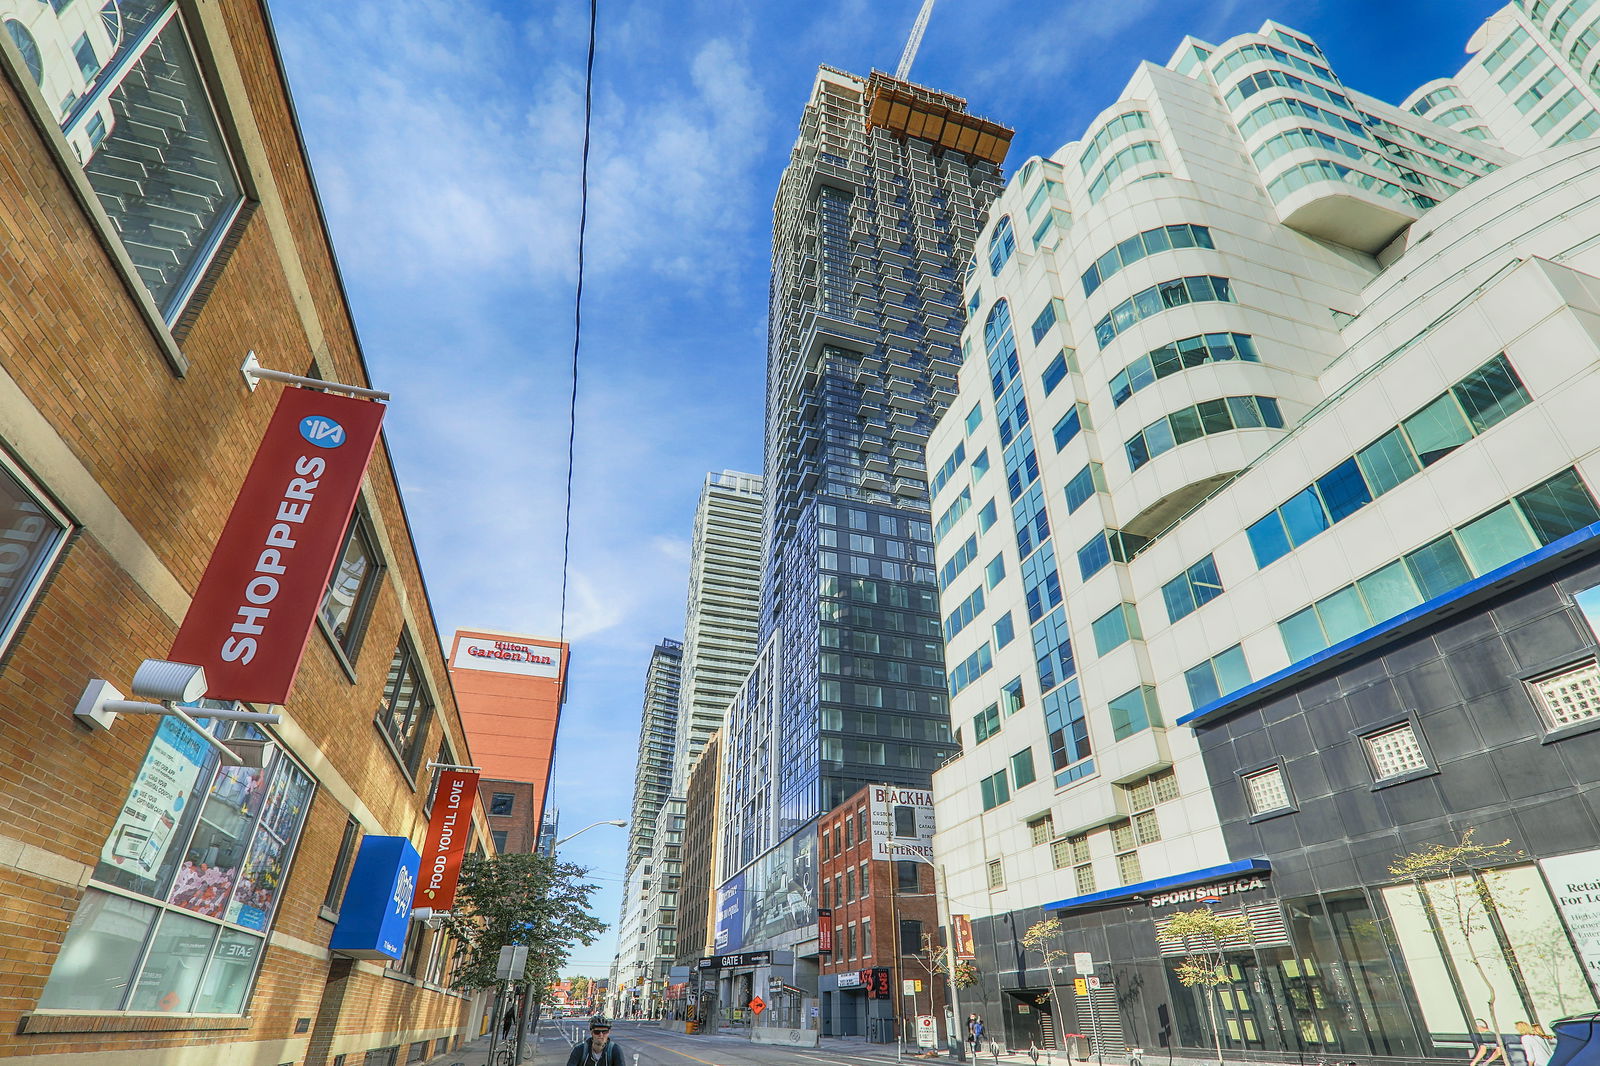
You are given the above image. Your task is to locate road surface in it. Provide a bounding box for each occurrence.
[525,1018,954,1066]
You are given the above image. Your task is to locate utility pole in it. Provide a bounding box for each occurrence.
[941,864,966,1062]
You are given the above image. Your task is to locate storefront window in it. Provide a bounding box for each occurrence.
[38,714,313,1014]
[1381,864,1596,1043]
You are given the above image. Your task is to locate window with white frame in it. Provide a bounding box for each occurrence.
[2,1,248,322]
[1028,813,1054,846]
[38,714,314,1014]
[1528,659,1600,729]
[1362,722,1428,779]
[986,859,1004,889]
[1243,766,1292,814]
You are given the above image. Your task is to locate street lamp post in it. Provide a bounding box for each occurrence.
[510,819,627,1065]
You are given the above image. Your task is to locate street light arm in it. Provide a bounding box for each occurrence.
[554,819,627,848]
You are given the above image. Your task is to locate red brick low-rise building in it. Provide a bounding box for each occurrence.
[0,0,493,1061]
[816,785,948,1045]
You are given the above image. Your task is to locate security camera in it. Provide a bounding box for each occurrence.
[130,659,208,703]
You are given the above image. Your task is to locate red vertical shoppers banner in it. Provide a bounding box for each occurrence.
[817,908,834,953]
[169,388,385,704]
[413,770,480,908]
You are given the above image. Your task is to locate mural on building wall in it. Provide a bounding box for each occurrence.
[715,826,817,952]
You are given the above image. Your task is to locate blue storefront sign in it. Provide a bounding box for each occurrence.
[330,835,420,961]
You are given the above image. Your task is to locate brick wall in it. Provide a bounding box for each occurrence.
[0,0,490,1059]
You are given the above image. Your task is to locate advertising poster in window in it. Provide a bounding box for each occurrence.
[170,764,266,918]
[1541,848,1600,992]
[100,717,211,887]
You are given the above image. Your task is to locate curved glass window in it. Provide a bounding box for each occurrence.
[1254,127,1453,194]
[1430,104,1479,126]
[1266,158,1437,211]
[984,300,1019,398]
[1109,332,1259,406]
[988,216,1016,275]
[1213,41,1336,84]
[1087,140,1164,203]
[1079,110,1151,173]
[1408,85,1459,116]
[1081,223,1213,296]
[1225,67,1352,111]
[1025,179,1061,221]
[1093,276,1235,349]
[4,19,42,85]
[1482,26,1532,73]
[1125,396,1283,471]
[1238,96,1368,139]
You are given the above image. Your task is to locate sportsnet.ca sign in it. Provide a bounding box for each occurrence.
[1147,877,1266,909]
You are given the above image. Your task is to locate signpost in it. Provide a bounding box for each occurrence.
[749,996,767,1016]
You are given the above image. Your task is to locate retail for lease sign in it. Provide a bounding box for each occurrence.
[1541,848,1600,986]
[169,388,385,704]
[451,636,563,678]
[413,770,480,908]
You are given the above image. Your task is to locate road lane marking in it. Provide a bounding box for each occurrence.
[624,1033,726,1065]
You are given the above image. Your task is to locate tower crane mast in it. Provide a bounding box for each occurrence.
[894,0,936,81]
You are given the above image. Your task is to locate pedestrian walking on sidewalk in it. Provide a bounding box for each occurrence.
[566,1016,623,1066]
[968,1014,985,1054]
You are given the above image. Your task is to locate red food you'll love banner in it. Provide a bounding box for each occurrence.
[414,770,481,909]
[169,387,385,705]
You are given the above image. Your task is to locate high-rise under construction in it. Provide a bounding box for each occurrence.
[715,65,1011,958]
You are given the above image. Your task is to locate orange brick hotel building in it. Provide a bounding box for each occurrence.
[0,0,493,1061]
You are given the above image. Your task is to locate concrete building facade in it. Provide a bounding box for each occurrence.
[670,472,763,793]
[928,8,1600,1061]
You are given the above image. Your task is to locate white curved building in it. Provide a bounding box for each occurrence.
[930,8,1600,1060]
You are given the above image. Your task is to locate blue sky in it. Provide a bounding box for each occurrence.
[270,0,1502,976]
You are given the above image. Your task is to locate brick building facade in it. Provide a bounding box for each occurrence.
[0,0,490,1061]
[816,786,947,1044]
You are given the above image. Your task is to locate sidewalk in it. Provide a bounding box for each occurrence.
[418,1034,491,1066]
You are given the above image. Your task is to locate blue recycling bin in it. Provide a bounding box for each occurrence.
[1552,1013,1600,1066]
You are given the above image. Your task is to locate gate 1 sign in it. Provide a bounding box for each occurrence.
[169,388,385,705]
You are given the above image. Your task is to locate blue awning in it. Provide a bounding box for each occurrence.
[1043,858,1271,912]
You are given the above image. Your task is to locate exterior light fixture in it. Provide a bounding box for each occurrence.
[72,658,281,766]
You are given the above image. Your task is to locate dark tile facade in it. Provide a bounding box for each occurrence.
[959,550,1600,1063]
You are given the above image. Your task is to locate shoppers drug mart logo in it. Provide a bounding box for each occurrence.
[299,416,346,448]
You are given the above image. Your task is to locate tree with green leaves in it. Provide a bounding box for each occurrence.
[1156,907,1255,1066]
[1389,829,1524,1066]
[1021,917,1074,1051]
[443,852,606,997]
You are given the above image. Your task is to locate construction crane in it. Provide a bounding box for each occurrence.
[894,0,936,81]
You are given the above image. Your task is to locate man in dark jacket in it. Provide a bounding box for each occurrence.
[566,1015,623,1066]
